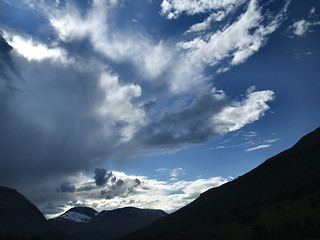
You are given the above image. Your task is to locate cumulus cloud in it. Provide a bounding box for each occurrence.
[97,73,144,142]
[39,169,228,218]
[0,34,144,189]
[94,168,112,186]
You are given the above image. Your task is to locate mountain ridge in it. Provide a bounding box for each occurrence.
[0,186,167,240]
[120,126,320,239]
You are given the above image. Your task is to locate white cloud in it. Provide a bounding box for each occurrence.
[309,7,316,16]
[3,32,69,63]
[185,1,245,34]
[169,168,184,180]
[292,20,309,36]
[177,0,289,69]
[186,10,230,33]
[246,144,271,152]
[43,171,228,218]
[212,88,274,134]
[49,0,174,82]
[161,0,241,19]
[291,19,320,36]
[97,72,145,142]
[264,138,279,144]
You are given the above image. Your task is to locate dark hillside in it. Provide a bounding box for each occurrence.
[0,186,68,240]
[49,206,167,240]
[121,127,320,240]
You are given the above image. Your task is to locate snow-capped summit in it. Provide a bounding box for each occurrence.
[55,207,98,223]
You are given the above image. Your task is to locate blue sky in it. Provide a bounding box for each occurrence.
[0,0,319,217]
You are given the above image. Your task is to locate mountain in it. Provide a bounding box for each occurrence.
[87,207,167,240]
[120,127,320,240]
[0,187,167,240]
[49,206,167,240]
[53,207,98,223]
[48,207,98,238]
[0,186,67,240]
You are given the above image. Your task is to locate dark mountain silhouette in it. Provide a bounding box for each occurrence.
[0,186,167,240]
[48,207,98,238]
[49,206,167,240]
[120,127,320,240]
[87,207,167,240]
[0,186,67,240]
[49,206,98,223]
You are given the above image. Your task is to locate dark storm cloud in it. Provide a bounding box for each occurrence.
[0,54,123,190]
[94,168,112,186]
[132,91,228,149]
[60,182,76,193]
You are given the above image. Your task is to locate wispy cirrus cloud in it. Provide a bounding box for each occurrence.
[177,0,290,71]
[160,0,243,19]
[246,144,271,152]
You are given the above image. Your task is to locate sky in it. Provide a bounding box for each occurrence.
[0,0,319,218]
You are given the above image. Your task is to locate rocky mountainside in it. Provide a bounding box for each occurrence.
[121,127,320,240]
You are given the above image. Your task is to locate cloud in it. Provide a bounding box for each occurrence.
[212,88,275,133]
[0,34,145,190]
[264,138,279,144]
[291,19,320,36]
[170,168,183,178]
[97,73,144,142]
[94,168,112,186]
[0,0,281,217]
[127,87,274,152]
[37,169,228,218]
[177,0,290,70]
[246,144,271,152]
[60,182,76,193]
[48,0,174,82]
[309,7,316,16]
[160,0,241,19]
[0,33,21,89]
[3,32,69,63]
[185,1,246,34]
[170,168,184,180]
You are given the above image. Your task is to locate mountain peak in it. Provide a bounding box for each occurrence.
[55,206,98,223]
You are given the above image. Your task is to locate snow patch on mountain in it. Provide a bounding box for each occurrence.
[60,211,92,223]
